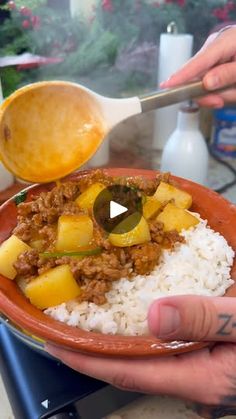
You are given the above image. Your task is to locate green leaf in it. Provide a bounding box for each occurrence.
[0,67,23,97]
[14,190,27,206]
[14,0,46,9]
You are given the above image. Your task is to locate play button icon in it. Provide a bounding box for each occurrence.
[110,201,128,219]
[93,184,142,234]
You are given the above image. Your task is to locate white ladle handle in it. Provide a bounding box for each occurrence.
[91,80,233,132]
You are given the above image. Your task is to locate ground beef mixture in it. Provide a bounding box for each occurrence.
[13,170,184,305]
[128,242,162,276]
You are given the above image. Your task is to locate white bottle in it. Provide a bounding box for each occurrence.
[160,104,208,185]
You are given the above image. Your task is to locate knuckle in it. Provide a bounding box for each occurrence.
[218,63,236,84]
[219,68,230,84]
[188,298,215,341]
[200,345,236,406]
[217,344,236,373]
[197,374,225,406]
[112,373,139,392]
[200,391,223,407]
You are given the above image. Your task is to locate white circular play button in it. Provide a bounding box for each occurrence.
[109,201,128,219]
[93,185,143,234]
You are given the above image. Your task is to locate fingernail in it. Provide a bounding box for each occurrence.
[156,304,181,337]
[205,74,220,90]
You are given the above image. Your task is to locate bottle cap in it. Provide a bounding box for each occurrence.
[167,22,178,34]
[180,103,199,113]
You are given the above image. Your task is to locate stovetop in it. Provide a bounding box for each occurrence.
[0,324,140,419]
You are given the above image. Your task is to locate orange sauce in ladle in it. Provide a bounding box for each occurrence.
[0,82,106,183]
[0,79,225,184]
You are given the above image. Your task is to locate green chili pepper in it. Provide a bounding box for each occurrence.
[14,190,27,205]
[40,248,102,258]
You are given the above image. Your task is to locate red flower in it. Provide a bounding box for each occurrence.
[20,6,32,16]
[213,7,229,21]
[102,0,113,12]
[22,19,30,29]
[226,1,235,11]
[165,0,185,5]
[8,1,16,10]
[31,15,41,30]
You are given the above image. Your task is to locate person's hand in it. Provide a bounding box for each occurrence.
[46,295,236,419]
[161,26,236,108]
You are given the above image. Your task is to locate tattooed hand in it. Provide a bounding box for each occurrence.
[46,295,236,419]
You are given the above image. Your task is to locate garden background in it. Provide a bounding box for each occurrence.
[1,0,236,98]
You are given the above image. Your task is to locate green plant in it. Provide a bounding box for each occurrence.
[57,29,120,76]
[14,0,45,8]
[96,0,236,52]
[1,0,236,98]
[0,67,22,97]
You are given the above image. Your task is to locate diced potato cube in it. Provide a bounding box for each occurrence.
[109,215,151,247]
[143,196,162,220]
[153,181,192,209]
[30,239,44,251]
[24,264,81,309]
[0,235,31,280]
[156,203,199,232]
[56,214,93,251]
[75,183,106,210]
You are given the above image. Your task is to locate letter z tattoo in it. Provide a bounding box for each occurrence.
[216,314,236,336]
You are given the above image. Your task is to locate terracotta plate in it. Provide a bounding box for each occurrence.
[0,168,235,357]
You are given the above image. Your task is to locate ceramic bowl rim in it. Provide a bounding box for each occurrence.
[0,168,235,357]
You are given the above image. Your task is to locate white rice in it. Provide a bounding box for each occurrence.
[45,215,235,336]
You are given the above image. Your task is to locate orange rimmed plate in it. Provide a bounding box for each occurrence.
[0,168,235,357]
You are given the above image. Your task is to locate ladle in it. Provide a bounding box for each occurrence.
[0,80,226,182]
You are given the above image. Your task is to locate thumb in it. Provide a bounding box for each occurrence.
[148,296,236,342]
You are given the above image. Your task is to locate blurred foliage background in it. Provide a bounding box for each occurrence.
[0,0,236,97]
